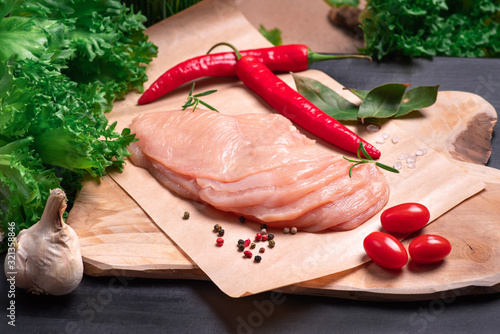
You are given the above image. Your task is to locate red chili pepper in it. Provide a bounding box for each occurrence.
[219,44,380,159]
[138,44,370,105]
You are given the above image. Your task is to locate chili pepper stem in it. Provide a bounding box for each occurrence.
[308,51,372,63]
[207,42,242,59]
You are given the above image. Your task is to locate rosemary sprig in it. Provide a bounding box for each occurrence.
[182,83,218,112]
[343,142,399,177]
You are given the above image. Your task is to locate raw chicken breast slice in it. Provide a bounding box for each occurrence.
[197,157,346,208]
[128,109,389,231]
[243,164,390,232]
[212,161,377,223]
[129,108,326,182]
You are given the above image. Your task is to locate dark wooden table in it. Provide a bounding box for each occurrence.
[1,56,499,334]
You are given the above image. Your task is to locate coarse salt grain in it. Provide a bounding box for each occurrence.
[406,155,417,163]
[382,132,390,139]
[393,161,402,170]
[376,136,386,144]
[415,148,428,156]
[391,135,399,144]
[398,153,409,160]
[367,124,380,133]
[407,162,416,169]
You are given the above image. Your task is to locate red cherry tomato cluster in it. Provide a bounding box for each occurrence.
[363,203,452,269]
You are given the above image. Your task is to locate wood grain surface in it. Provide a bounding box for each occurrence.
[67,88,500,299]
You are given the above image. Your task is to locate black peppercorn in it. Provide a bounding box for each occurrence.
[267,233,275,240]
[254,255,262,263]
[218,229,225,237]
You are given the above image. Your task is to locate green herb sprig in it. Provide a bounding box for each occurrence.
[182,83,218,112]
[343,142,399,177]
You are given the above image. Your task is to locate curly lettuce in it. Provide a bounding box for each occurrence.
[353,0,500,59]
[0,0,158,251]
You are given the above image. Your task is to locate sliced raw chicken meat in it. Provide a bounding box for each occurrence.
[128,109,389,231]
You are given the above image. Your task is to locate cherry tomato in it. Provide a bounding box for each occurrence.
[409,234,452,264]
[363,232,408,269]
[381,203,430,234]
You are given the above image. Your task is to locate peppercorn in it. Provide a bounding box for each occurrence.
[237,239,245,245]
[290,227,298,234]
[261,234,268,242]
[283,227,290,234]
[214,224,222,232]
[267,233,275,240]
[244,250,252,258]
[261,228,267,235]
[183,211,190,220]
[216,238,224,246]
[254,255,262,263]
[239,216,246,223]
[255,233,262,241]
[250,242,256,249]
[259,247,265,253]
[218,229,225,237]
[268,240,275,248]
[238,245,245,252]
[244,239,251,247]
[260,224,267,230]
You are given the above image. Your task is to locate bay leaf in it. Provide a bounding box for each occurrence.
[357,83,409,119]
[293,73,359,121]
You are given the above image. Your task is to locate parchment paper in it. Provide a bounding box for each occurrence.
[106,0,484,297]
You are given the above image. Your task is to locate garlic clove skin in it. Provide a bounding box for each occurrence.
[4,188,83,296]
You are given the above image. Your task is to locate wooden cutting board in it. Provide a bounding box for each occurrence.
[66,0,500,299]
[67,88,500,300]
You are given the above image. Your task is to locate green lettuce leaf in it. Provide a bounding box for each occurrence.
[0,0,157,251]
[359,0,500,59]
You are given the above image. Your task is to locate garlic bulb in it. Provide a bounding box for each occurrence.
[5,188,83,295]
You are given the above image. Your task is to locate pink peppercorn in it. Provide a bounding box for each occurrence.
[216,237,224,246]
[244,238,251,247]
[261,234,268,242]
[255,233,262,241]
[244,250,252,258]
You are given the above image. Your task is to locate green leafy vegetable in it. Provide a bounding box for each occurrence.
[359,0,500,59]
[292,73,439,121]
[0,0,158,251]
[325,0,359,7]
[343,142,399,177]
[259,24,283,46]
[122,0,204,26]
